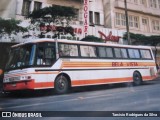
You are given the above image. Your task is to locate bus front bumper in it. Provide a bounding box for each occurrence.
[3,80,35,92]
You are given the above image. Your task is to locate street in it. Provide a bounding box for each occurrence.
[0,80,160,120]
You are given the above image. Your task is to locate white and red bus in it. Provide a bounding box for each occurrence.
[3,39,157,94]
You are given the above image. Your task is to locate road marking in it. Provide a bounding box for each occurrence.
[1,83,160,110]
[1,93,117,110]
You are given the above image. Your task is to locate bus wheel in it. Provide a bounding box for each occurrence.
[54,75,69,94]
[133,72,142,86]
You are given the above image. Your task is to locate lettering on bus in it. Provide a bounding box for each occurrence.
[112,62,138,67]
[112,62,124,67]
[127,62,138,66]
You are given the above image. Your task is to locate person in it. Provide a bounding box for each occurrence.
[37,48,45,65]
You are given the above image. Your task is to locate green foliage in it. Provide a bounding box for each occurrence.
[81,35,104,43]
[28,6,76,37]
[0,18,27,36]
[29,6,76,19]
[123,32,160,45]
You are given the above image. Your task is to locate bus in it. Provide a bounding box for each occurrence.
[2,39,157,94]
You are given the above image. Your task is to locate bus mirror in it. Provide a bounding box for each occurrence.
[0,69,3,75]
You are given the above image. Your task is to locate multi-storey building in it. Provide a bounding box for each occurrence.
[1,0,160,36]
[112,0,160,35]
[1,0,160,65]
[0,0,159,43]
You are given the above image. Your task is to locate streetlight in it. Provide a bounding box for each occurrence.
[124,0,131,45]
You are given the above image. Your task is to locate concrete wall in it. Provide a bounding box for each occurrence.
[0,0,16,19]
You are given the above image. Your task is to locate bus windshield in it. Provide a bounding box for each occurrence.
[6,44,36,70]
[6,42,56,71]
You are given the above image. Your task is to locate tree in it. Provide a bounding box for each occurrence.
[81,35,104,43]
[0,18,27,39]
[28,6,76,38]
[123,32,160,46]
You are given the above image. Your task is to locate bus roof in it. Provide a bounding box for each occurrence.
[11,38,152,49]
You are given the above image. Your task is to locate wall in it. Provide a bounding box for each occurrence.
[0,0,16,19]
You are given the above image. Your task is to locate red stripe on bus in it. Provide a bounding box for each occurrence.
[3,80,35,91]
[3,80,54,91]
[34,82,53,88]
[71,77,132,86]
[3,76,155,91]
[71,76,155,86]
[142,76,156,81]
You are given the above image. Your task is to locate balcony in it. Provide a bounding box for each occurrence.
[114,0,160,17]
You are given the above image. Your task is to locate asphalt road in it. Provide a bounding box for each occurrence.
[0,79,160,120]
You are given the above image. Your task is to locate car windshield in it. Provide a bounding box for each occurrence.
[5,44,36,70]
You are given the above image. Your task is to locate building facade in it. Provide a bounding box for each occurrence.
[0,0,160,40]
[111,0,160,36]
[1,0,160,65]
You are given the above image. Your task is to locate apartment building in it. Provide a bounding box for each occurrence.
[1,0,160,38]
[110,0,160,36]
[1,0,160,63]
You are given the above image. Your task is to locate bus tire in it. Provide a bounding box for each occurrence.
[133,71,142,86]
[54,75,69,94]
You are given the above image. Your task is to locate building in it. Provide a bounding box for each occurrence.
[1,0,160,32]
[110,0,160,36]
[1,0,160,38]
[0,0,159,42]
[1,0,160,65]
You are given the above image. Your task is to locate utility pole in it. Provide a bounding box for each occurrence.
[124,0,131,45]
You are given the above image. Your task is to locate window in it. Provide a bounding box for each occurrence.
[129,15,139,28]
[140,50,152,59]
[129,16,133,27]
[158,0,160,8]
[140,0,146,6]
[116,13,121,25]
[134,16,139,28]
[152,20,160,31]
[142,18,147,25]
[128,49,140,59]
[128,0,138,4]
[114,48,128,58]
[89,11,93,24]
[89,11,101,25]
[22,0,31,16]
[115,13,126,26]
[150,0,157,8]
[116,13,139,28]
[95,12,100,25]
[121,14,126,26]
[133,0,138,4]
[36,43,56,66]
[142,18,149,32]
[59,44,78,57]
[74,9,79,20]
[34,1,42,11]
[80,45,97,57]
[98,47,113,58]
